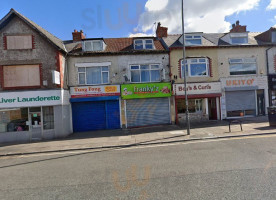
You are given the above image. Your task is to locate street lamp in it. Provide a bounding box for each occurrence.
[181,0,190,135]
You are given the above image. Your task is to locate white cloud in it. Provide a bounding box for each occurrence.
[128,32,154,37]
[267,0,276,10]
[133,0,260,35]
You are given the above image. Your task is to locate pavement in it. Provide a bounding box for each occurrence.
[0,116,275,156]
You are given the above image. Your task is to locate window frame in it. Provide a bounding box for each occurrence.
[77,66,109,85]
[228,57,257,76]
[181,58,209,78]
[130,64,161,83]
[185,35,202,46]
[83,40,103,52]
[230,33,248,45]
[134,39,155,50]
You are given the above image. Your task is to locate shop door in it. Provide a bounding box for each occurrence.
[257,90,265,115]
[29,107,42,140]
[72,100,120,132]
[208,98,217,120]
[126,98,170,128]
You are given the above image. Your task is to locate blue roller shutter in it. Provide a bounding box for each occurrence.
[72,101,106,132]
[126,98,170,128]
[106,101,120,129]
[72,100,120,132]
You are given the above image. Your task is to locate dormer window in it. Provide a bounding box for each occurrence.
[230,33,248,44]
[185,35,202,45]
[83,40,104,51]
[134,39,154,50]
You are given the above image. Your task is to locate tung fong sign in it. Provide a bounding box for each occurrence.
[70,85,120,98]
[173,82,221,95]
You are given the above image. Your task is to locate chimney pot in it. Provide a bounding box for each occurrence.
[236,20,240,25]
[156,22,168,38]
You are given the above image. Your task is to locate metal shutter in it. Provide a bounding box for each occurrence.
[126,98,170,127]
[72,101,106,132]
[225,90,256,111]
[106,101,120,129]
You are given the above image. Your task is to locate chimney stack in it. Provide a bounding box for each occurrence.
[156,22,168,38]
[72,29,85,42]
[230,20,246,33]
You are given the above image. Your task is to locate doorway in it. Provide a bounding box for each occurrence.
[257,90,265,115]
[208,98,217,120]
[29,107,42,140]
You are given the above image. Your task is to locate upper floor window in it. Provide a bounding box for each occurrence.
[272,31,276,43]
[230,33,248,44]
[134,39,154,50]
[78,66,109,85]
[181,58,209,77]
[185,35,202,46]
[6,35,32,50]
[83,40,104,51]
[229,58,257,75]
[3,65,40,88]
[130,64,160,82]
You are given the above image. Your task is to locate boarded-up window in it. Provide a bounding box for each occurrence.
[3,65,40,87]
[6,35,32,50]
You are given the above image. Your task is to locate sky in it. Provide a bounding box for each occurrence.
[0,0,276,40]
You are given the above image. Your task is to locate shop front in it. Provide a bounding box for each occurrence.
[70,85,121,132]
[121,83,172,128]
[268,75,276,106]
[221,76,269,119]
[0,90,71,143]
[173,82,222,123]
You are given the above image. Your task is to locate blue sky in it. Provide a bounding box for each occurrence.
[0,0,276,40]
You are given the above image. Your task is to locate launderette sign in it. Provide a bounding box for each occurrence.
[0,90,66,108]
[121,83,171,99]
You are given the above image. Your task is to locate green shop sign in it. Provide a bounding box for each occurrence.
[121,83,171,99]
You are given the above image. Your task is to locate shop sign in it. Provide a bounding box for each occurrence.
[70,85,120,98]
[0,90,68,108]
[121,83,171,99]
[173,82,221,95]
[222,77,256,87]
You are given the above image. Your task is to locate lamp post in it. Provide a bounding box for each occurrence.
[181,0,190,135]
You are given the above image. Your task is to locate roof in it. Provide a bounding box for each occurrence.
[66,37,167,55]
[164,32,271,49]
[0,9,66,52]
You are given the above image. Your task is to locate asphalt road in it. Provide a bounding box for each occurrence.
[0,135,276,200]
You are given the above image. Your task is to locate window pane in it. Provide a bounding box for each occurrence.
[102,66,108,71]
[185,39,202,45]
[151,65,159,69]
[102,72,108,83]
[145,44,153,49]
[141,70,150,82]
[84,42,93,51]
[194,36,201,39]
[151,70,160,82]
[0,108,29,132]
[181,65,188,77]
[131,66,139,70]
[78,67,85,72]
[43,106,54,130]
[93,41,102,51]
[229,58,243,63]
[191,59,198,63]
[141,65,149,70]
[86,67,101,84]
[185,35,193,39]
[135,40,143,44]
[244,58,256,63]
[198,58,206,63]
[145,40,153,44]
[79,73,85,84]
[230,63,256,75]
[231,37,247,44]
[190,63,207,76]
[131,71,140,82]
[134,40,143,50]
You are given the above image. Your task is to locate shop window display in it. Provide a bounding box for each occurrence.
[0,108,29,132]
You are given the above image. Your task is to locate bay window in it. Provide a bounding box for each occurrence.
[130,64,161,83]
[229,58,257,75]
[181,58,209,77]
[78,66,109,85]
